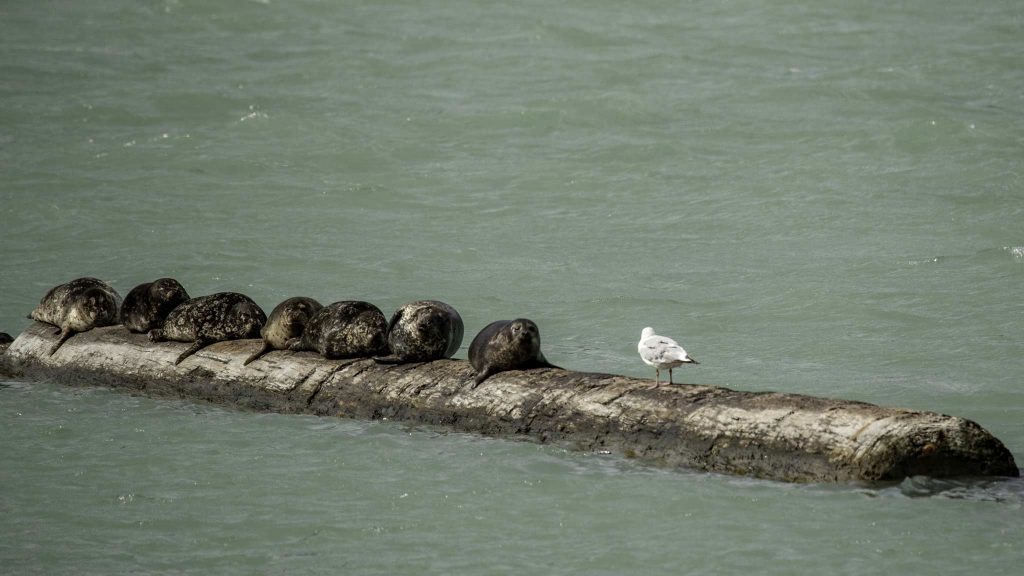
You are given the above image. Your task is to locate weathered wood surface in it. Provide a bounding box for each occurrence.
[0,322,1017,483]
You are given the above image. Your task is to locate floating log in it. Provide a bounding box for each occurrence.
[0,322,1017,483]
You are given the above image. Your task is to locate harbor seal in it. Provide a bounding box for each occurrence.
[120,278,190,333]
[243,296,323,365]
[287,300,388,360]
[373,300,464,364]
[467,318,561,386]
[29,277,122,355]
[149,292,266,365]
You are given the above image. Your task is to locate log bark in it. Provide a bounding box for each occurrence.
[0,322,1017,483]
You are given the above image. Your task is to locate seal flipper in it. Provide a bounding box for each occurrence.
[373,354,405,365]
[243,341,272,366]
[48,327,76,356]
[471,366,494,388]
[173,339,209,365]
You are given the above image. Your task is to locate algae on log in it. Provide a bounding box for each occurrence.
[0,322,1017,483]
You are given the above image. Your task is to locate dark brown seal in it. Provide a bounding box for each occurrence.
[373,300,464,364]
[120,278,190,333]
[0,332,13,345]
[287,300,388,360]
[29,277,122,355]
[467,318,560,386]
[148,292,266,365]
[243,296,323,365]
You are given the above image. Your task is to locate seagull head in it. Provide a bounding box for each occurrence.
[640,327,655,340]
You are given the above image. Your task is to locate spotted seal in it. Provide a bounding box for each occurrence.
[149,292,266,365]
[120,278,191,333]
[467,318,561,386]
[243,296,323,365]
[373,300,464,364]
[287,300,388,359]
[29,277,122,355]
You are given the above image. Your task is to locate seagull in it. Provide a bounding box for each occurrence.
[637,327,698,388]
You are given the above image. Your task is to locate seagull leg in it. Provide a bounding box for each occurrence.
[668,368,673,385]
[651,369,661,389]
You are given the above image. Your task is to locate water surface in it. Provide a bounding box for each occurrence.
[2,0,1023,573]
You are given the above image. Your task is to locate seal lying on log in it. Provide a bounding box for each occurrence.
[149,292,266,365]
[287,301,388,360]
[374,300,464,364]
[244,296,323,365]
[468,319,560,386]
[120,278,191,334]
[29,277,122,356]
[0,323,1017,484]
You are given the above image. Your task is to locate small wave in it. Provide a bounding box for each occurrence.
[892,474,1024,505]
[1005,246,1024,261]
[239,104,269,122]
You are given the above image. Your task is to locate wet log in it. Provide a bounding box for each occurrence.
[0,322,1017,483]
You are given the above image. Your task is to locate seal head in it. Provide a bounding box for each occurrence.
[373,300,464,364]
[29,277,122,355]
[467,318,560,386]
[243,296,323,365]
[288,300,388,360]
[148,292,266,365]
[120,278,190,333]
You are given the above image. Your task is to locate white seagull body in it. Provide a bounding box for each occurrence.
[637,327,698,387]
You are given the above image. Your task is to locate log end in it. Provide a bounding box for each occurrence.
[857,415,1019,481]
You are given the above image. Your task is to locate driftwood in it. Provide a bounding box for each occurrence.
[0,322,1017,483]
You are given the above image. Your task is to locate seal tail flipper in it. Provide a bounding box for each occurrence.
[373,354,405,365]
[173,340,207,366]
[532,352,563,371]
[48,327,76,356]
[243,341,272,366]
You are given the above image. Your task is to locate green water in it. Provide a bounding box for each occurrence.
[1,0,1022,573]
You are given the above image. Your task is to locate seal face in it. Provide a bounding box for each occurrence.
[29,277,122,355]
[373,300,464,364]
[120,278,190,333]
[148,292,266,365]
[288,300,388,360]
[467,318,560,386]
[243,296,323,365]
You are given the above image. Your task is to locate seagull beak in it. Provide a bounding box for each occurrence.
[688,357,699,365]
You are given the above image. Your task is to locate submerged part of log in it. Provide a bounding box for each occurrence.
[0,322,1017,483]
